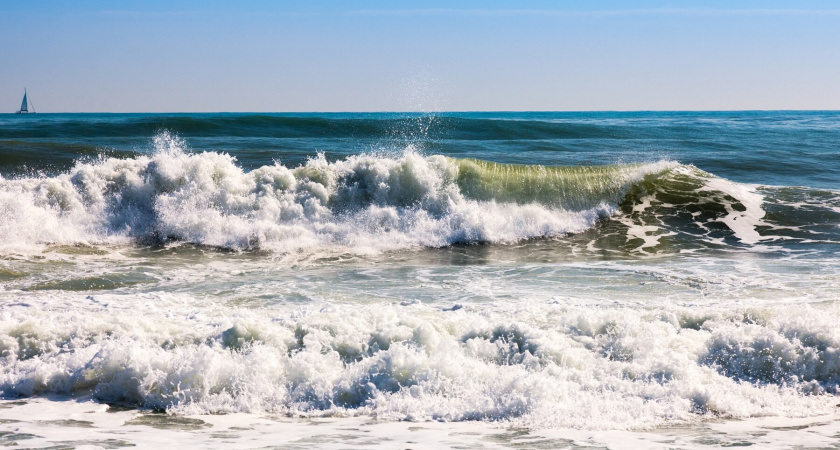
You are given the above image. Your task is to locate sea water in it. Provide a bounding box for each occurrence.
[1,112,839,448]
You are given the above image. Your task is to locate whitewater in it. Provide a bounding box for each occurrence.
[1,112,839,448]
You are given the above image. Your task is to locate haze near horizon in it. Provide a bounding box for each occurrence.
[2,0,839,112]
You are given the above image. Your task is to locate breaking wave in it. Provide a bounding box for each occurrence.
[0,132,820,256]
[0,133,646,252]
[1,298,838,428]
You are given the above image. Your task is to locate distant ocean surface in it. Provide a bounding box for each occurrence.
[1,112,840,448]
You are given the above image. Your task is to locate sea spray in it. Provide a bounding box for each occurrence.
[2,112,840,445]
[0,133,684,254]
[1,296,838,428]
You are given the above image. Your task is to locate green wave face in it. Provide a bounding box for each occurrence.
[449,158,782,254]
[452,158,679,210]
[1,138,834,256]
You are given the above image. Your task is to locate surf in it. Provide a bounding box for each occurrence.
[0,131,833,257]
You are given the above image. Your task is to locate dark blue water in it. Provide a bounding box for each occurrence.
[2,111,839,189]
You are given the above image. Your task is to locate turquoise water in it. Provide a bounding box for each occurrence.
[0,112,839,443]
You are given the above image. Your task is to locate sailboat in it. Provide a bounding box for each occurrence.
[15,89,34,114]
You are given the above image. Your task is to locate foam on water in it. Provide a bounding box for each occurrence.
[2,131,803,259]
[2,124,839,445]
[1,398,839,449]
[1,293,838,429]
[0,133,688,255]
[698,176,767,245]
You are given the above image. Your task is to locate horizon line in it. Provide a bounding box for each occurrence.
[4,109,840,114]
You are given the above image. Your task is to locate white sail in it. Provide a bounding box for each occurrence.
[20,91,28,113]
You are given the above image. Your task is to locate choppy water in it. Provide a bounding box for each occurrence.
[1,112,839,448]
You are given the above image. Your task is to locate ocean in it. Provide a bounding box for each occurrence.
[1,111,839,448]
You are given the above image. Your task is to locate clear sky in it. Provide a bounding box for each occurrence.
[2,0,839,112]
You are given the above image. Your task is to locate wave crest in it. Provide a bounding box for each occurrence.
[0,133,679,254]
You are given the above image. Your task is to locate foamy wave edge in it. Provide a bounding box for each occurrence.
[1,299,838,429]
[0,133,678,254]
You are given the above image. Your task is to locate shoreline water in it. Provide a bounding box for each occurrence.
[2,397,839,449]
[1,111,839,448]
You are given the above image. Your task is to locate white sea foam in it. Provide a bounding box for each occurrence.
[1,397,838,449]
[699,176,767,245]
[1,294,838,429]
[0,133,715,257]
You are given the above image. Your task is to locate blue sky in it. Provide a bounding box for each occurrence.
[2,0,839,112]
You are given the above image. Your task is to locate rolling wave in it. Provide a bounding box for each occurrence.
[0,132,835,255]
[2,298,838,426]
